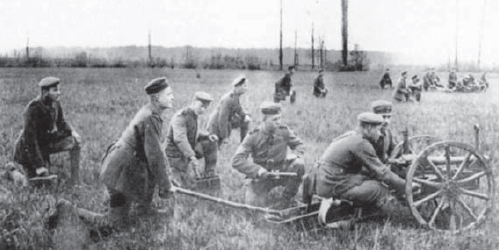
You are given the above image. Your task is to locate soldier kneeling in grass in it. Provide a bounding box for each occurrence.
[231,101,305,209]
[304,112,420,226]
[50,77,176,234]
[13,77,82,186]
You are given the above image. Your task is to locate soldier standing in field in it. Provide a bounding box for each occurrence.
[370,100,396,163]
[165,92,219,187]
[392,71,410,102]
[231,101,305,209]
[379,68,392,89]
[206,76,252,175]
[51,77,176,232]
[313,69,328,98]
[312,112,417,218]
[13,77,81,186]
[274,66,296,103]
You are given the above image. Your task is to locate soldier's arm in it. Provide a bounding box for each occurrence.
[231,134,262,178]
[217,97,233,139]
[354,140,405,192]
[24,106,45,167]
[56,102,73,135]
[172,115,196,159]
[287,128,305,157]
[144,115,172,190]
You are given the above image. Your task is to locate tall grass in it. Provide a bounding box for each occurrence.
[1,68,498,249]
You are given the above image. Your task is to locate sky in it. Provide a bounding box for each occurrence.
[1,0,498,65]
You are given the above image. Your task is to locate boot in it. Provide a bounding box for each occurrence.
[376,195,412,221]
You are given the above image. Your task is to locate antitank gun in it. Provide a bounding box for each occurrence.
[264,125,495,233]
[170,125,494,233]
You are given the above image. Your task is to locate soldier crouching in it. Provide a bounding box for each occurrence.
[231,101,305,209]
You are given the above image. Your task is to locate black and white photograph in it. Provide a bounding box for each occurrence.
[1,0,498,249]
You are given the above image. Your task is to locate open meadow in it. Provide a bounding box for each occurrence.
[1,67,499,249]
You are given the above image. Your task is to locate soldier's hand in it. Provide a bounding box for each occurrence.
[72,131,82,144]
[208,134,218,142]
[188,157,200,178]
[159,186,176,199]
[244,115,252,122]
[259,171,270,180]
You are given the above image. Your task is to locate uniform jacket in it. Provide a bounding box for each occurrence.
[392,77,409,101]
[379,72,392,86]
[275,73,292,95]
[231,124,304,178]
[315,131,390,198]
[100,104,171,199]
[313,76,326,96]
[165,107,208,159]
[206,91,246,140]
[374,128,396,163]
[14,96,72,168]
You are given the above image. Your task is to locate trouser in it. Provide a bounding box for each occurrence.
[230,114,250,142]
[244,158,305,207]
[168,139,218,187]
[23,135,80,184]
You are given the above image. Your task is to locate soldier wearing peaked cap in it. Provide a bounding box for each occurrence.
[13,77,82,186]
[231,101,305,209]
[51,77,176,234]
[306,112,416,219]
[409,75,422,102]
[165,91,219,187]
[370,100,396,163]
[313,69,328,98]
[205,76,252,176]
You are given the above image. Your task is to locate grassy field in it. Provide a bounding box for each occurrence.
[1,67,498,250]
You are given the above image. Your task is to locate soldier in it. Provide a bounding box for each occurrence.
[165,92,219,186]
[423,68,432,91]
[392,71,410,102]
[207,75,251,145]
[379,68,393,89]
[314,112,416,218]
[370,100,396,163]
[448,69,458,90]
[409,75,422,102]
[313,69,328,98]
[274,66,296,103]
[52,77,176,232]
[231,101,305,208]
[13,76,81,186]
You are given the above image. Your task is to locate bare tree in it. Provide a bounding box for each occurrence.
[26,32,30,60]
[279,0,283,70]
[454,0,458,71]
[341,0,348,67]
[311,23,315,70]
[294,29,298,66]
[148,30,153,67]
[478,0,486,70]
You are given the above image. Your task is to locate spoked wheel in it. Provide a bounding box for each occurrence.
[390,135,441,158]
[405,141,495,232]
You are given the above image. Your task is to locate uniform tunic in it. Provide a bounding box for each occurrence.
[14,96,73,171]
[316,131,390,198]
[100,104,171,201]
[392,77,409,101]
[374,128,396,163]
[274,73,292,101]
[231,124,304,178]
[206,91,247,142]
[313,76,327,97]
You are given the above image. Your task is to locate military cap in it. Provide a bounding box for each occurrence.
[38,77,60,88]
[411,74,419,80]
[232,75,247,87]
[371,100,392,115]
[357,112,384,125]
[145,77,169,94]
[260,101,282,115]
[194,91,213,103]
